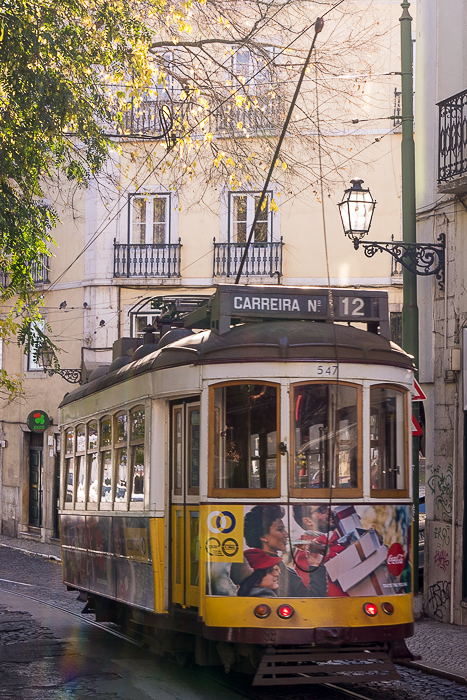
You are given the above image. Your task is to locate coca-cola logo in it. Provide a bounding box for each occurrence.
[387,542,405,576]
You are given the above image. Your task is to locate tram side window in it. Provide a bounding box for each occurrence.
[65,459,74,502]
[115,447,128,503]
[292,384,360,492]
[130,408,145,502]
[64,428,74,503]
[213,383,278,490]
[87,421,98,503]
[75,424,86,503]
[100,417,113,503]
[370,385,406,491]
[101,450,112,503]
[115,411,128,504]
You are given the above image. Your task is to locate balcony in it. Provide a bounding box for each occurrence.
[438,89,467,192]
[31,255,50,284]
[213,239,283,279]
[113,241,182,278]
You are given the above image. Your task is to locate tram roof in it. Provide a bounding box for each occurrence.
[59,319,414,408]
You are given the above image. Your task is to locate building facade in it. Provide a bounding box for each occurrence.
[416,0,467,624]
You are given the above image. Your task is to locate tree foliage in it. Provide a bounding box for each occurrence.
[0,0,159,392]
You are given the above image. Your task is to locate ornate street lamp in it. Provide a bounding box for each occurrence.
[339,178,446,289]
[39,343,81,384]
[338,178,376,242]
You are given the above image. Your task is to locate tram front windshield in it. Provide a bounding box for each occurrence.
[213,384,277,489]
[293,384,358,489]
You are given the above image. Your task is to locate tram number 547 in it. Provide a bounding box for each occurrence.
[340,297,365,317]
[317,365,338,376]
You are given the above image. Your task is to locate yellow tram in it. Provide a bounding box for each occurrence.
[59,285,415,685]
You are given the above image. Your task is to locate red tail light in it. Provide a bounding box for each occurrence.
[363,602,378,617]
[254,604,271,619]
[277,604,294,619]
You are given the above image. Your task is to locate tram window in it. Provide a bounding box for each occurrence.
[189,511,200,586]
[212,383,278,491]
[100,417,112,447]
[76,455,86,503]
[88,452,99,503]
[172,407,183,495]
[188,407,200,495]
[65,457,74,502]
[100,451,112,503]
[115,448,128,503]
[292,383,360,492]
[130,409,145,441]
[370,385,407,492]
[88,422,98,450]
[130,407,145,503]
[65,428,74,455]
[115,412,128,443]
[76,425,86,453]
[130,446,145,502]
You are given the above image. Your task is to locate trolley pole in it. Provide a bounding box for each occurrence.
[400,0,419,592]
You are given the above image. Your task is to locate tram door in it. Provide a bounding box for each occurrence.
[171,400,200,608]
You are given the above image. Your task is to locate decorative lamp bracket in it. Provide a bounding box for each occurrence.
[353,234,446,290]
[44,368,81,384]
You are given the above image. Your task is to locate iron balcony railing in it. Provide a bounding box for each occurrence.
[31,255,50,284]
[213,239,283,279]
[438,89,467,182]
[113,240,182,278]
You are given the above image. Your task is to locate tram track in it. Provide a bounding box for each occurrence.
[0,585,380,700]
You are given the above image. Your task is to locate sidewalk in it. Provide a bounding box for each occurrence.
[0,533,61,562]
[1,534,466,685]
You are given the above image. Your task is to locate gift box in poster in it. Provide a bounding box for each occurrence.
[324,530,382,582]
[335,546,389,594]
[333,505,363,537]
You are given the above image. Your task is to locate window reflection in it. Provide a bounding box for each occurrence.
[76,425,86,453]
[131,446,144,502]
[65,458,74,502]
[100,417,112,447]
[370,386,406,490]
[293,384,359,490]
[213,384,278,489]
[100,451,112,503]
[88,422,98,450]
[131,409,145,441]
[115,413,127,443]
[65,429,74,454]
[76,455,86,502]
[115,448,128,502]
[88,453,99,503]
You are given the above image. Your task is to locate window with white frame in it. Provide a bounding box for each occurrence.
[229,192,273,243]
[231,48,278,90]
[130,194,170,245]
[27,320,45,371]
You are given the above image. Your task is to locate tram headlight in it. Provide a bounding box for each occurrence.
[254,604,271,619]
[382,602,394,615]
[277,604,294,619]
[363,602,378,617]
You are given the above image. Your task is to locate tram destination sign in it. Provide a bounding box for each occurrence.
[220,286,387,322]
[186,285,390,337]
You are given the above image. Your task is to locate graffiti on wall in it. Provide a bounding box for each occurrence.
[427,463,453,521]
[427,580,451,619]
[434,549,450,573]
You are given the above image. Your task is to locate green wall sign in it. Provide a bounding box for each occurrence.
[27,410,50,432]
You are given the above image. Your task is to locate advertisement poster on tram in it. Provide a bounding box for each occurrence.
[204,504,412,598]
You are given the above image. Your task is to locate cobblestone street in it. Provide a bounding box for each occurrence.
[1,546,467,700]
